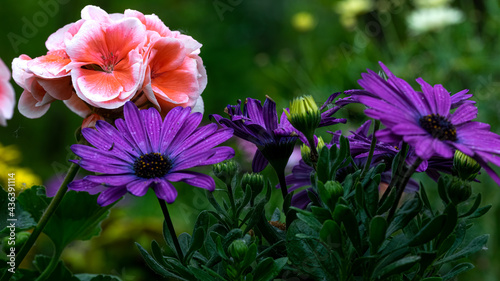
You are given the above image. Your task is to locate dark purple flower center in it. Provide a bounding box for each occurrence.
[419,114,457,141]
[133,153,172,179]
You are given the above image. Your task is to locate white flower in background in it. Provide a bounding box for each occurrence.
[407,6,464,34]
[414,0,452,8]
[334,0,373,28]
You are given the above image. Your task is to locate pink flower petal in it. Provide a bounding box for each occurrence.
[18,90,50,118]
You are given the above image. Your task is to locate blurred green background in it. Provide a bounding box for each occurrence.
[1,0,500,280]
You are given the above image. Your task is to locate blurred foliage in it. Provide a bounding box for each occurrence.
[0,0,500,280]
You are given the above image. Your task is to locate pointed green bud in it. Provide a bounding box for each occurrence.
[241,173,265,195]
[285,95,321,139]
[453,150,481,181]
[213,160,239,185]
[446,176,472,204]
[316,136,325,151]
[229,239,248,262]
[301,136,325,165]
[318,180,344,208]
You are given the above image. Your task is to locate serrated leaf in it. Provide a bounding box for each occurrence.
[296,213,322,232]
[33,255,79,281]
[0,187,37,233]
[16,186,51,222]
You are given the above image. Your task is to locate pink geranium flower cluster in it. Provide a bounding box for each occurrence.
[12,5,206,121]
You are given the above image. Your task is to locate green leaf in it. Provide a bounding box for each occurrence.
[33,255,79,281]
[0,187,37,233]
[374,255,420,280]
[437,204,458,246]
[270,207,281,222]
[296,213,322,232]
[369,216,387,254]
[286,220,338,280]
[441,262,474,280]
[436,235,489,265]
[235,185,252,217]
[243,200,266,234]
[408,215,446,247]
[151,240,168,268]
[459,194,482,218]
[186,267,221,281]
[332,204,361,251]
[16,186,51,222]
[185,227,205,262]
[421,277,443,281]
[437,177,450,204]
[135,243,186,280]
[320,220,342,253]
[364,175,380,217]
[387,195,422,236]
[252,257,288,281]
[468,204,492,219]
[310,206,331,222]
[419,183,434,216]
[43,191,111,251]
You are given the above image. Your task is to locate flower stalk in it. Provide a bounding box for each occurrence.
[158,198,184,263]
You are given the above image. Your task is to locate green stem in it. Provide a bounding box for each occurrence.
[157,198,184,262]
[361,120,380,178]
[307,136,318,171]
[35,247,63,281]
[226,183,237,224]
[277,168,288,206]
[379,142,409,205]
[0,161,80,281]
[387,157,423,222]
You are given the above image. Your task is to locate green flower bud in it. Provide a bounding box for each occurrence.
[453,150,481,182]
[319,180,344,207]
[241,173,265,195]
[285,95,321,139]
[447,176,472,204]
[301,136,325,165]
[229,239,248,262]
[213,160,239,184]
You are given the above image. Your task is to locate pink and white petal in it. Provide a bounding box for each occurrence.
[72,68,122,103]
[65,20,109,66]
[18,90,51,118]
[104,18,147,60]
[37,77,73,100]
[28,50,70,78]
[63,92,91,118]
[173,33,202,54]
[46,22,74,51]
[81,5,111,23]
[192,96,204,114]
[148,37,187,73]
[12,55,33,88]
[124,9,146,24]
[153,180,178,203]
[145,14,171,37]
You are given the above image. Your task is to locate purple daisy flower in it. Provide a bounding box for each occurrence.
[210,97,299,173]
[68,102,235,206]
[340,62,500,184]
[211,94,346,173]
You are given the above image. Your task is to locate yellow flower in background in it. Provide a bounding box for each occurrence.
[334,0,373,28]
[291,12,316,32]
[0,143,42,195]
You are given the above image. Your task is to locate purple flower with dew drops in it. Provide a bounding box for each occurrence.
[68,102,235,206]
[340,62,500,185]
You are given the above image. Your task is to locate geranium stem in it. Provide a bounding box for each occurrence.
[157,199,184,262]
[35,247,63,281]
[361,120,380,178]
[0,161,80,281]
[387,157,423,222]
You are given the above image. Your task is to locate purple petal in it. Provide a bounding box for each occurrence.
[171,127,233,159]
[153,180,178,203]
[68,179,104,194]
[126,178,153,196]
[263,97,278,131]
[173,146,235,170]
[166,171,215,191]
[320,92,341,110]
[450,104,478,125]
[81,127,113,150]
[252,149,269,172]
[416,78,437,113]
[245,98,265,128]
[159,107,190,153]
[97,186,128,206]
[124,101,151,154]
[433,84,452,117]
[141,107,163,152]
[168,112,204,151]
[85,174,137,186]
